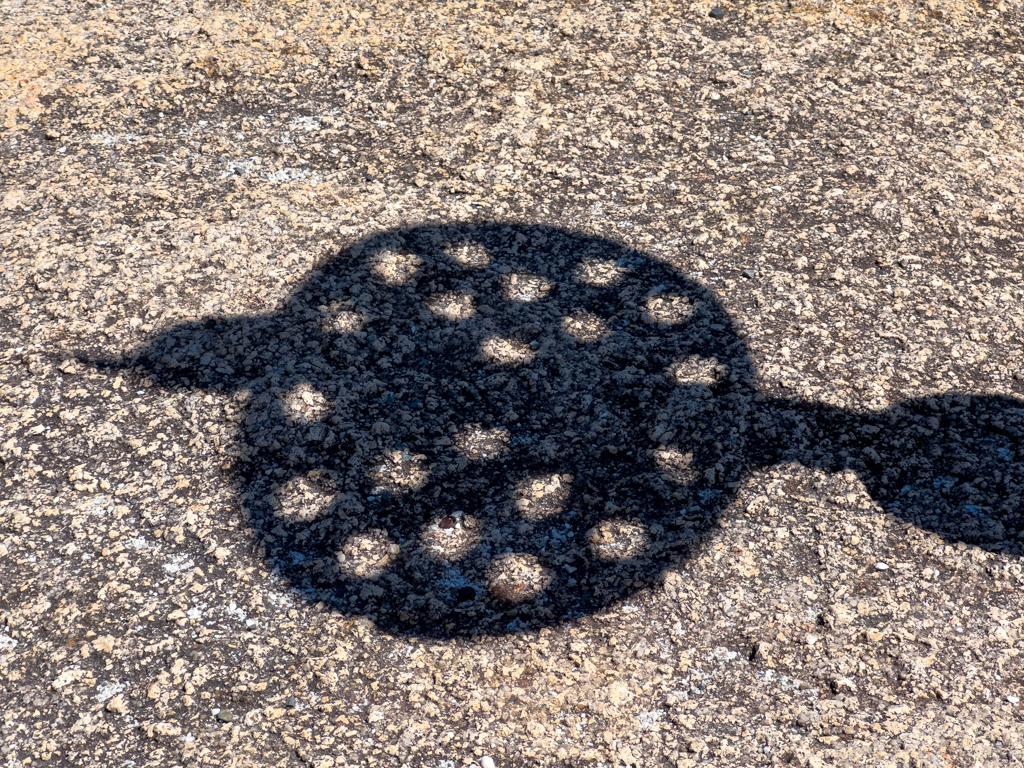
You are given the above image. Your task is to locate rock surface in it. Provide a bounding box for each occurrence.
[1,0,1023,766]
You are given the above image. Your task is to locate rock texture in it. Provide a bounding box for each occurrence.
[1,0,1023,766]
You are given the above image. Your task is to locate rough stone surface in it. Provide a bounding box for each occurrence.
[1,0,1023,766]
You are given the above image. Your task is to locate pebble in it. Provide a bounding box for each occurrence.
[216,709,235,722]
[875,562,889,570]
[709,6,725,19]
[481,757,496,768]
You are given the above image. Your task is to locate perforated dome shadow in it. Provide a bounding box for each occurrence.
[100,224,1024,637]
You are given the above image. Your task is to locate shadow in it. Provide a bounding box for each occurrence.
[760,395,1023,551]
[87,224,1024,637]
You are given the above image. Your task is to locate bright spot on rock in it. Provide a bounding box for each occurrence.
[367,451,432,492]
[574,258,629,286]
[486,553,553,603]
[587,519,651,562]
[502,271,553,302]
[513,473,572,521]
[561,311,612,342]
[641,293,694,326]
[453,425,510,461]
[280,383,331,423]
[425,291,476,322]
[419,512,483,563]
[370,248,421,285]
[442,240,491,269]
[270,473,336,522]
[335,529,400,579]
[478,335,536,367]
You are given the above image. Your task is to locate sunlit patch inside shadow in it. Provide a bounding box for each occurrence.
[561,312,612,342]
[442,240,491,269]
[573,258,629,286]
[279,383,332,423]
[370,248,421,285]
[335,529,400,579]
[270,473,335,522]
[642,292,695,326]
[478,335,536,367]
[587,519,651,562]
[667,355,727,387]
[318,305,366,334]
[502,271,553,302]
[453,425,510,461]
[367,451,432,492]
[419,512,483,563]
[425,291,476,322]
[513,473,572,521]
[486,553,553,603]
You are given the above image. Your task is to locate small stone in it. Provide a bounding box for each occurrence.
[439,516,457,529]
[831,677,857,693]
[216,709,235,722]
[106,696,128,714]
[709,6,725,19]
[91,635,117,653]
[875,562,889,571]
[481,757,497,768]
[456,586,476,602]
[1008,695,1020,704]
[742,269,755,279]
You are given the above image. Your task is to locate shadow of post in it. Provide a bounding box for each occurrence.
[87,223,1024,637]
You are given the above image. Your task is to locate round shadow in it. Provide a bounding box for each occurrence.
[133,224,757,636]
[109,222,1024,637]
